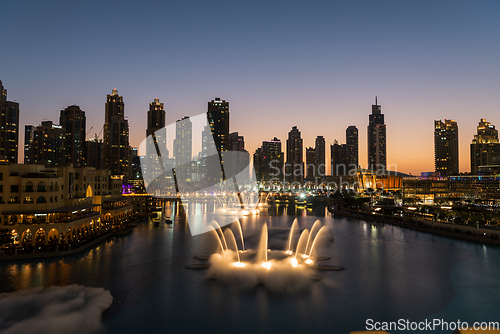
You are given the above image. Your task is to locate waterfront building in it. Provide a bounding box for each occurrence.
[470,119,500,175]
[0,164,135,246]
[0,80,19,164]
[103,89,130,178]
[60,105,86,167]
[367,97,386,171]
[434,119,459,176]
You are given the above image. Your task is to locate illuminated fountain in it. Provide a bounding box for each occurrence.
[189,218,343,293]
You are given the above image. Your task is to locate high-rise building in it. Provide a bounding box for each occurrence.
[30,121,67,166]
[103,89,130,177]
[346,126,358,171]
[147,98,165,136]
[367,97,386,171]
[434,119,459,176]
[174,116,192,165]
[331,140,347,176]
[145,98,166,179]
[173,117,192,184]
[286,126,303,183]
[315,136,326,178]
[470,119,500,175]
[306,147,316,179]
[254,138,283,182]
[0,80,19,164]
[24,125,35,164]
[60,105,86,167]
[207,98,229,152]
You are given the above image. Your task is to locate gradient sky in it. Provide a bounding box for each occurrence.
[1,0,499,175]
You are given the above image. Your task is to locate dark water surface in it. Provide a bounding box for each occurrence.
[1,204,499,333]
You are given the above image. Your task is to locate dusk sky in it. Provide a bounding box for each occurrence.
[1,0,499,175]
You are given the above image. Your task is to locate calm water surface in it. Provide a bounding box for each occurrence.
[1,204,499,333]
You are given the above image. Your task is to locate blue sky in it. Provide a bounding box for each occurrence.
[1,0,499,174]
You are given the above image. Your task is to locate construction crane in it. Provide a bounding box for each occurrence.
[86,126,94,139]
[95,126,104,141]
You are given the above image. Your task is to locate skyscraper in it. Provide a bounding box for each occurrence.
[103,89,130,177]
[147,98,165,137]
[286,126,303,183]
[0,80,19,164]
[60,105,86,167]
[346,125,358,171]
[306,147,316,180]
[434,119,459,176]
[367,97,386,171]
[174,116,192,165]
[254,138,283,182]
[30,121,67,166]
[146,98,166,178]
[470,119,500,175]
[315,136,326,178]
[331,140,347,176]
[207,98,229,152]
[229,132,245,151]
[24,125,35,164]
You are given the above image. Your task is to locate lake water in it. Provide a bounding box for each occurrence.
[1,203,499,333]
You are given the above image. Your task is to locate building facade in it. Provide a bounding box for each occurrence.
[434,119,459,176]
[367,98,386,171]
[470,119,500,175]
[207,98,229,152]
[103,89,130,178]
[60,105,86,167]
[286,126,303,183]
[0,80,19,164]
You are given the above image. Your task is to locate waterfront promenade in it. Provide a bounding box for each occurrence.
[329,206,500,246]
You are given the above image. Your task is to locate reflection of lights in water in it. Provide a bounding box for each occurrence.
[305,258,314,265]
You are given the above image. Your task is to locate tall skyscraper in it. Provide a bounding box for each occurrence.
[315,136,326,178]
[147,98,165,136]
[346,126,358,171]
[30,121,67,166]
[60,105,86,167]
[24,125,35,164]
[174,117,192,165]
[434,119,459,176]
[470,119,500,175]
[0,80,19,164]
[86,138,103,169]
[103,89,130,177]
[207,98,229,152]
[145,98,166,178]
[367,97,386,171]
[306,147,316,180]
[286,126,303,183]
[331,140,347,176]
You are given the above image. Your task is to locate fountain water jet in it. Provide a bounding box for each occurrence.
[305,220,322,256]
[257,223,268,263]
[307,226,328,258]
[295,229,310,258]
[233,219,245,251]
[286,218,298,254]
[224,229,241,262]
